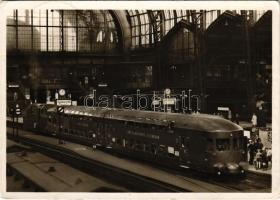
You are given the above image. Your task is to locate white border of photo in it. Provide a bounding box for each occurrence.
[0,1,279,199]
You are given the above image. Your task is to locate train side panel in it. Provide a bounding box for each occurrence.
[23,104,246,175]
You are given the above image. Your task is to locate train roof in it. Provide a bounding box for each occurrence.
[39,104,242,133]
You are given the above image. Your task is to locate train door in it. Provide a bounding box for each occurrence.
[33,106,40,132]
[179,135,191,167]
[96,121,101,146]
[241,136,248,162]
[48,112,58,136]
[96,120,106,146]
[89,119,97,147]
[189,135,208,170]
[29,105,41,132]
[38,106,48,131]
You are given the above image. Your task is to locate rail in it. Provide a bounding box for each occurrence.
[7,134,188,192]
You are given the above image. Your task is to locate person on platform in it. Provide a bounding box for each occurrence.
[267,148,272,169]
[261,148,268,170]
[251,113,257,127]
[255,138,264,151]
[256,106,267,127]
[255,149,262,169]
[248,140,255,165]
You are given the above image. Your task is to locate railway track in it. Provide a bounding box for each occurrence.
[98,144,271,192]
[149,159,271,192]
[7,134,189,192]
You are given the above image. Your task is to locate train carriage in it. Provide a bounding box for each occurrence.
[23,104,247,175]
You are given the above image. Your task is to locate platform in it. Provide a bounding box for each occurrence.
[245,164,271,175]
[7,143,128,192]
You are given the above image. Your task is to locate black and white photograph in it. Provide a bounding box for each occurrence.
[1,1,279,199]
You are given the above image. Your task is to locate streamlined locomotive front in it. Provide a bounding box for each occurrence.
[176,114,247,175]
[209,131,247,175]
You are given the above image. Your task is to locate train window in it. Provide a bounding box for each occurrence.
[130,139,136,149]
[216,139,230,151]
[151,143,157,154]
[159,145,166,154]
[168,121,175,130]
[181,136,190,149]
[233,138,242,150]
[92,122,96,129]
[206,138,214,151]
[135,141,143,151]
[86,131,90,138]
[168,146,175,154]
[116,138,121,145]
[140,143,145,151]
[175,138,179,145]
[144,143,149,152]
[90,131,94,138]
[124,139,128,147]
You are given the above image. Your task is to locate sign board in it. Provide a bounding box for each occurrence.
[163,98,176,105]
[152,100,160,105]
[8,84,19,88]
[259,128,272,148]
[57,106,65,114]
[25,94,30,100]
[15,104,21,115]
[98,83,108,87]
[217,107,229,111]
[243,130,250,138]
[57,100,72,106]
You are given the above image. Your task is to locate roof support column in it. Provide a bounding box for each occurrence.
[110,10,131,55]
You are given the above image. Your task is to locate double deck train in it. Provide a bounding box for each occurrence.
[23,104,247,175]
